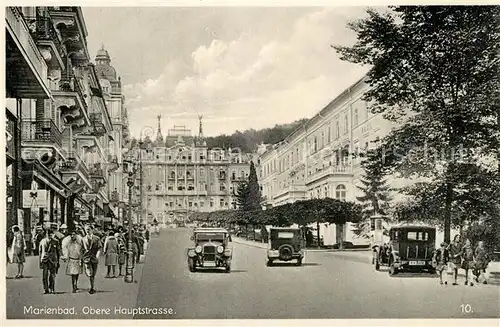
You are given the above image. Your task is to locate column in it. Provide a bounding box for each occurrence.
[60,197,66,224]
[49,189,55,222]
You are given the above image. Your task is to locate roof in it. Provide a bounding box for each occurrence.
[193,228,229,234]
[390,224,436,230]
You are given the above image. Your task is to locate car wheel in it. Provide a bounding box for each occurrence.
[266,259,273,267]
[389,263,398,276]
[188,258,196,272]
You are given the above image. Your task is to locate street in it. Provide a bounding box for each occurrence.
[135,228,500,319]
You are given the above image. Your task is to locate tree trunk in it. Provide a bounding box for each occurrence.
[316,220,320,249]
[444,182,453,243]
[339,224,344,251]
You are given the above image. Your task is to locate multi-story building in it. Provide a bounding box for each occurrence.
[5,6,123,233]
[130,116,255,225]
[94,46,130,225]
[258,76,399,245]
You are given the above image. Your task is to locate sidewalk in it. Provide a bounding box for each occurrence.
[6,242,149,319]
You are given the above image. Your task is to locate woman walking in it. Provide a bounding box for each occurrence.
[116,232,126,276]
[461,239,475,286]
[448,235,462,285]
[103,231,119,278]
[11,226,25,278]
[474,241,490,285]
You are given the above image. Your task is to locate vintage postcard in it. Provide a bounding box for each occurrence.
[3,1,500,325]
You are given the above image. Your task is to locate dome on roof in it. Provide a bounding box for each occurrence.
[96,48,110,61]
[95,46,117,81]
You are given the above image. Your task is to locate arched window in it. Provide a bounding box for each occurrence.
[170,171,175,179]
[324,186,328,198]
[336,184,347,200]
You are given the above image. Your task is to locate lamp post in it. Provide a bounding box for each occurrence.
[123,158,137,283]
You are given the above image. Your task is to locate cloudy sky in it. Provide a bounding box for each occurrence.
[82,6,372,138]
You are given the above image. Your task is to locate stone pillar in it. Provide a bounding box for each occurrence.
[49,189,55,222]
[60,197,66,224]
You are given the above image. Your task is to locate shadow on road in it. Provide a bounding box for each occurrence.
[192,269,248,274]
[268,262,321,267]
[389,273,438,279]
[6,276,36,279]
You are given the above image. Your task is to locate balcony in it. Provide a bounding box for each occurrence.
[60,151,90,181]
[24,10,65,70]
[89,163,106,180]
[6,7,50,99]
[21,119,62,147]
[47,7,89,63]
[273,184,307,200]
[306,165,353,185]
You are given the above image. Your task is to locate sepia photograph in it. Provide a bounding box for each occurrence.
[3,2,500,322]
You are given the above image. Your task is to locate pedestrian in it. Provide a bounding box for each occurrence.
[39,229,61,294]
[433,242,449,285]
[116,232,126,276]
[474,241,490,285]
[447,235,462,285]
[24,230,33,256]
[82,224,102,294]
[10,226,25,278]
[461,238,475,286]
[59,224,68,238]
[61,229,84,293]
[103,231,119,278]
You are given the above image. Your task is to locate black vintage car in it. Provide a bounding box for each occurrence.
[266,227,305,266]
[187,228,233,273]
[374,225,436,275]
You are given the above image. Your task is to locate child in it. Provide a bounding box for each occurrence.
[474,241,490,284]
[433,242,449,285]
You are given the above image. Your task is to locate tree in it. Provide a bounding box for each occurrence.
[234,180,250,211]
[247,161,262,211]
[335,6,500,242]
[353,144,393,239]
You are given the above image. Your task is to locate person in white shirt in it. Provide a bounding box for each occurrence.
[61,229,84,293]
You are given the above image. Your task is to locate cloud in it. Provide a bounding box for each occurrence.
[124,7,370,138]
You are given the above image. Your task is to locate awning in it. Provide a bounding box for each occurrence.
[22,161,71,198]
[104,203,118,219]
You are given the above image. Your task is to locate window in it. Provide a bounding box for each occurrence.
[170,202,174,207]
[344,114,348,134]
[170,171,175,179]
[321,132,325,148]
[220,199,224,207]
[335,121,340,139]
[336,184,347,200]
[324,186,328,198]
[232,171,236,180]
[328,125,331,143]
[220,184,226,191]
[210,202,214,207]
[407,231,429,241]
[189,202,192,207]
[314,136,318,152]
[354,108,358,127]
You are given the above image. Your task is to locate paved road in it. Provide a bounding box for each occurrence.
[135,228,500,319]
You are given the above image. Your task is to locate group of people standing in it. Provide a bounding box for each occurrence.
[433,235,491,286]
[8,222,150,295]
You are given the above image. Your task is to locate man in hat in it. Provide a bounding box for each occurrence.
[39,229,61,294]
[82,224,101,294]
[59,224,68,238]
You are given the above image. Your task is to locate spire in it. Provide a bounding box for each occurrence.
[155,114,164,144]
[198,114,203,138]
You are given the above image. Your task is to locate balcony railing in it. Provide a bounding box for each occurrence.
[21,119,62,147]
[24,11,62,51]
[306,165,353,184]
[60,151,90,180]
[89,163,105,179]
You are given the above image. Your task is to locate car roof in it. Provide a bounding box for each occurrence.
[390,224,435,230]
[194,228,229,233]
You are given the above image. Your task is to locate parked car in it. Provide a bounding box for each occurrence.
[374,225,436,275]
[266,227,305,266]
[186,228,233,273]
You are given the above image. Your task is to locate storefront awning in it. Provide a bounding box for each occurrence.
[22,161,71,198]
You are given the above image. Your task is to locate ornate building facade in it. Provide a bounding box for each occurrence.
[5,6,128,233]
[130,116,256,225]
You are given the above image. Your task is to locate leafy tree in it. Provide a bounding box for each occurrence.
[335,6,500,242]
[353,144,392,239]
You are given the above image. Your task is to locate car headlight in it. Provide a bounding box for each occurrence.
[195,245,202,253]
[217,245,224,253]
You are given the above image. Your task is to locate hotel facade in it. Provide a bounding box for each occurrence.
[258,76,400,245]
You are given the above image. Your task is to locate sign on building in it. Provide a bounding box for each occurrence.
[22,190,48,208]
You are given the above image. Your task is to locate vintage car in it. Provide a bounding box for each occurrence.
[374,225,436,275]
[187,228,232,273]
[266,227,305,266]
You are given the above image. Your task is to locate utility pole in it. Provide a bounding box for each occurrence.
[139,142,144,225]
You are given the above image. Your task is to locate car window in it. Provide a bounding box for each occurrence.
[277,232,294,239]
[407,231,429,241]
[196,233,225,241]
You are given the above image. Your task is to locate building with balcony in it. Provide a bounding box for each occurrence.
[258,75,400,246]
[5,6,118,233]
[129,116,255,225]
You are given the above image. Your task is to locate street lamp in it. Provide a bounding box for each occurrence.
[123,157,138,283]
